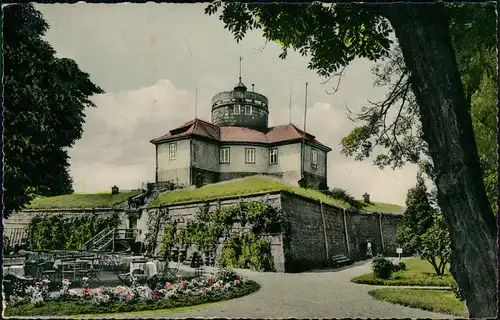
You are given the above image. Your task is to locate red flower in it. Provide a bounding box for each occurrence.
[235,279,241,285]
[179,283,185,289]
[165,282,173,289]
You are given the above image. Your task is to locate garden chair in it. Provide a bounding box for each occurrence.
[86,260,104,286]
[74,261,92,284]
[131,268,147,284]
[40,260,58,284]
[15,263,44,295]
[159,261,179,282]
[117,273,132,286]
[3,276,15,298]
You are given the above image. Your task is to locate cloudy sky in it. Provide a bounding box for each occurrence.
[36,3,419,205]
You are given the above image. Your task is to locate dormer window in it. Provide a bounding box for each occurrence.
[233,105,241,115]
[245,105,252,115]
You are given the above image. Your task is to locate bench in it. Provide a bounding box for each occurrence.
[328,255,353,268]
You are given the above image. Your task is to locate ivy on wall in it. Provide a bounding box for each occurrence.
[144,206,168,254]
[159,200,286,271]
[26,212,120,251]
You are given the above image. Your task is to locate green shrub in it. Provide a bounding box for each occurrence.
[450,278,465,301]
[372,255,395,279]
[394,261,407,271]
[26,213,120,251]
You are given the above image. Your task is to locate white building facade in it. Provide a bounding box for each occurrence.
[151,79,331,190]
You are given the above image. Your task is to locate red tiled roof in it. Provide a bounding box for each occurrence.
[150,119,331,151]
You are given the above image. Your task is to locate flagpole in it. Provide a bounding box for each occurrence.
[239,56,242,81]
[289,84,292,124]
[195,82,198,119]
[303,82,308,133]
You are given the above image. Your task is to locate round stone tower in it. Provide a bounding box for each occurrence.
[211,78,269,131]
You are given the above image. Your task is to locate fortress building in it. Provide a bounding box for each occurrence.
[150,78,331,190]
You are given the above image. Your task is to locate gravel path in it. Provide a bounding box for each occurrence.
[92,260,456,319]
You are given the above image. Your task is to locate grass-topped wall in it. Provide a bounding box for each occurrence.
[26,190,140,210]
[148,176,404,214]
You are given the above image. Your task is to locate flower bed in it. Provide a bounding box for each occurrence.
[5,269,260,317]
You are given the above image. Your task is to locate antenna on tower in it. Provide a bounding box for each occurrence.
[239,56,243,81]
[303,82,308,133]
[289,84,292,124]
[252,84,255,92]
[195,82,198,119]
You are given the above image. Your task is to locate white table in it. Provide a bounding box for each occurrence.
[129,261,158,280]
[123,256,145,264]
[3,266,25,278]
[144,261,157,279]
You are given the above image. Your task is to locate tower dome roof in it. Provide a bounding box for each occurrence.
[233,77,247,92]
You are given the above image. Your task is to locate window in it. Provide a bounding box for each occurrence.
[245,148,256,164]
[245,105,253,115]
[233,104,241,115]
[311,149,318,168]
[220,147,230,163]
[169,143,177,160]
[224,107,230,116]
[270,148,278,164]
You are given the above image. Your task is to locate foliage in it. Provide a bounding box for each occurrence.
[159,222,177,258]
[3,4,104,218]
[450,278,465,302]
[25,213,119,251]
[396,261,407,271]
[219,233,275,272]
[205,2,391,76]
[160,201,284,272]
[371,255,395,279]
[337,3,497,213]
[204,3,497,315]
[214,268,240,282]
[149,176,403,213]
[26,190,139,209]
[144,206,167,254]
[353,257,452,287]
[396,174,450,275]
[420,216,451,276]
[368,288,467,316]
[322,188,363,211]
[6,275,260,317]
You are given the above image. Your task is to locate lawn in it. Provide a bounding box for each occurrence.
[148,176,404,213]
[368,288,467,316]
[26,190,140,209]
[352,258,453,287]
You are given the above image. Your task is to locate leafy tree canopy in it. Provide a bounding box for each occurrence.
[3,4,104,218]
[205,3,497,316]
[337,3,497,212]
[396,172,450,275]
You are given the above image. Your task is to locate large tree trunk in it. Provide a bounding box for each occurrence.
[381,3,497,317]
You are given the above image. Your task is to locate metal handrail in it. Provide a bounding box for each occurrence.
[83,228,110,251]
[84,228,116,251]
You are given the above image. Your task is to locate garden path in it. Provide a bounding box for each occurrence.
[105,260,454,319]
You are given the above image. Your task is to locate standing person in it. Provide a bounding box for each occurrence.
[366,240,373,259]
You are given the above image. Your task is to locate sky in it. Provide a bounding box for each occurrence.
[36,3,420,206]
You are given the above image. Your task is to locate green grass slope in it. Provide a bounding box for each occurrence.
[26,190,140,210]
[149,176,404,213]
